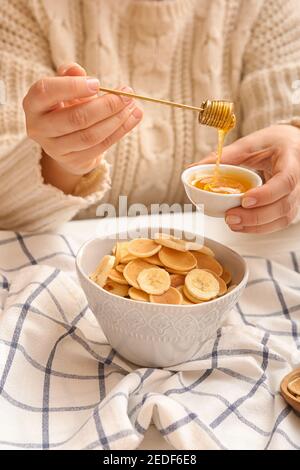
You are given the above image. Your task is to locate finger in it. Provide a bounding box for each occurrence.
[58,106,144,167]
[38,87,134,137]
[226,189,299,227]
[241,168,298,209]
[57,62,87,77]
[57,63,95,107]
[24,76,100,114]
[228,207,298,234]
[50,103,143,154]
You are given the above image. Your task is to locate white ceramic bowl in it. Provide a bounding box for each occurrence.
[76,228,248,368]
[182,164,262,218]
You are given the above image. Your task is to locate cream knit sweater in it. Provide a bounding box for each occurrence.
[1,0,300,231]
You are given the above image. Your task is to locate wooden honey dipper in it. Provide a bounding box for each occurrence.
[99,87,235,131]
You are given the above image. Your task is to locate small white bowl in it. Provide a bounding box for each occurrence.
[76,227,248,368]
[181,164,262,218]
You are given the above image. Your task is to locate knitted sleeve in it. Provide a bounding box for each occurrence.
[0,0,110,233]
[240,0,300,136]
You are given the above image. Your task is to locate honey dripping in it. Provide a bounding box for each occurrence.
[193,113,252,194]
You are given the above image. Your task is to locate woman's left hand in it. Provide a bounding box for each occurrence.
[198,124,300,234]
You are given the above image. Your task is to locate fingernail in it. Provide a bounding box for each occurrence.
[226,216,242,225]
[242,197,257,208]
[131,107,143,120]
[65,63,85,74]
[87,78,100,92]
[230,225,244,232]
[121,86,134,103]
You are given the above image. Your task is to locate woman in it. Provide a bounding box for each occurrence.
[0,0,300,233]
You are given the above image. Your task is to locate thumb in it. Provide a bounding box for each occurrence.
[57,63,95,107]
[57,62,87,77]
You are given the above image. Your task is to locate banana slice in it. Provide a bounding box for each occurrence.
[143,253,164,266]
[202,269,227,296]
[150,286,182,305]
[183,285,203,304]
[153,233,188,252]
[103,280,129,297]
[128,238,161,258]
[158,247,197,272]
[108,268,128,285]
[221,268,232,285]
[185,269,219,301]
[177,285,194,305]
[137,267,170,295]
[170,274,186,288]
[90,255,116,288]
[114,242,124,265]
[115,264,125,273]
[192,252,223,276]
[128,287,150,302]
[184,241,206,251]
[123,259,153,288]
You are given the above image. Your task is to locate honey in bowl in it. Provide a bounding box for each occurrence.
[192,172,253,195]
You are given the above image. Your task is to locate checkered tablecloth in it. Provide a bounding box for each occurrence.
[0,230,299,450]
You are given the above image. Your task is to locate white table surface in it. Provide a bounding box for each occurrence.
[60,214,300,450]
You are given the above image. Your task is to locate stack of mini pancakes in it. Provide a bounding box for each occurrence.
[90,234,235,305]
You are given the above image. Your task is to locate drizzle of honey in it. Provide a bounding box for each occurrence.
[192,113,252,194]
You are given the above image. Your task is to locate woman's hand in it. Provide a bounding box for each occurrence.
[23,63,143,182]
[199,125,300,234]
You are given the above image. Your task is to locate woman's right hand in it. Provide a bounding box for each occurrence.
[23,65,143,176]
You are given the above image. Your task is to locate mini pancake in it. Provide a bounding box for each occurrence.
[143,253,164,266]
[170,274,186,288]
[227,284,237,293]
[153,233,189,252]
[165,268,189,275]
[128,287,150,302]
[128,238,161,258]
[150,286,182,305]
[123,259,153,289]
[108,268,128,285]
[103,280,129,297]
[191,246,215,257]
[115,264,125,273]
[192,252,223,276]
[221,268,232,285]
[177,285,194,305]
[158,247,197,272]
[115,241,136,264]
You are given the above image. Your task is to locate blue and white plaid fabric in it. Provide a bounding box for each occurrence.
[0,231,299,450]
